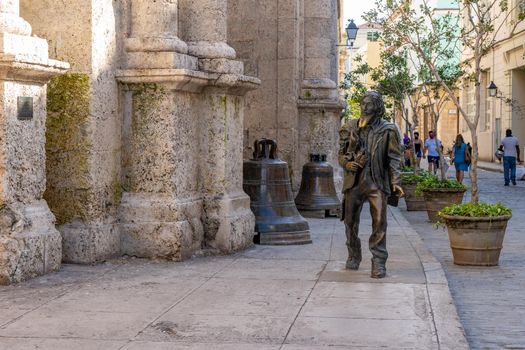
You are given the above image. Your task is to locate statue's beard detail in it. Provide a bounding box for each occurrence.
[358,113,377,128]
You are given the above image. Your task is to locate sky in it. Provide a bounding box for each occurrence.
[343,0,375,25]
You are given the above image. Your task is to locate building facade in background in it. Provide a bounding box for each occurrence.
[459,0,525,161]
[396,0,460,151]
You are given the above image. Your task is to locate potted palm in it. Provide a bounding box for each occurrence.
[400,170,432,211]
[416,176,467,222]
[438,203,512,266]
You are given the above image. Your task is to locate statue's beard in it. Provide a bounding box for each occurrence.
[358,114,377,128]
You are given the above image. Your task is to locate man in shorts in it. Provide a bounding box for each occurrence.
[423,131,443,175]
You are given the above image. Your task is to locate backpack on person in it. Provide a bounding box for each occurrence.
[466,143,472,165]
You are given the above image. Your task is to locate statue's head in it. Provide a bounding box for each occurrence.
[359,91,385,128]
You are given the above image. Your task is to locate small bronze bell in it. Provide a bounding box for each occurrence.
[243,139,312,245]
[295,154,341,217]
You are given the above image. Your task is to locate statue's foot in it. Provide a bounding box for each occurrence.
[371,260,386,279]
[346,258,361,270]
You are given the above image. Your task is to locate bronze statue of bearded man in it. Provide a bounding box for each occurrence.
[338,91,403,278]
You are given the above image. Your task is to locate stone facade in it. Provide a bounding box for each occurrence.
[0,0,68,284]
[459,13,525,161]
[1,0,342,284]
[228,0,345,192]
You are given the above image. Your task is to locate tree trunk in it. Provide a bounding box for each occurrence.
[469,126,479,204]
[432,114,446,180]
[408,124,418,173]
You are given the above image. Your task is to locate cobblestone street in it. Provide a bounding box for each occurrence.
[401,169,525,349]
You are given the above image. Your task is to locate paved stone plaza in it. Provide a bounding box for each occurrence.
[402,169,525,349]
[0,210,467,349]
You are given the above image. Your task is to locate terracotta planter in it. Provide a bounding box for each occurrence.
[401,183,426,211]
[441,214,511,266]
[422,188,466,222]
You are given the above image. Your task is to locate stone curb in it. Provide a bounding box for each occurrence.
[478,163,503,173]
[390,207,469,350]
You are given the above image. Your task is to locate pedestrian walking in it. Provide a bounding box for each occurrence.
[423,130,443,175]
[413,132,423,168]
[451,134,470,183]
[500,129,521,186]
[403,133,412,167]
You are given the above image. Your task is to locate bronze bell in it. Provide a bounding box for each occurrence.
[295,154,341,216]
[243,139,312,245]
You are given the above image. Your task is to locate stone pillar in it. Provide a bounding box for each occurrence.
[21,0,122,264]
[180,0,235,59]
[125,0,196,70]
[298,0,344,193]
[179,0,243,74]
[199,82,259,254]
[117,1,259,259]
[0,0,31,35]
[0,2,68,284]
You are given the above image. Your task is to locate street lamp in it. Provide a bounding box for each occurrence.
[488,81,498,97]
[337,19,359,47]
[346,19,358,44]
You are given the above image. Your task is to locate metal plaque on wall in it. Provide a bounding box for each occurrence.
[17,97,33,120]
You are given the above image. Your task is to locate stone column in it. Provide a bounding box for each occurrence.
[118,0,260,259]
[298,0,344,193]
[0,2,68,284]
[179,0,243,74]
[0,0,31,35]
[125,0,196,70]
[199,80,259,254]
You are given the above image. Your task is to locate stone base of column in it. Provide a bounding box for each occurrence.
[0,12,32,36]
[198,58,244,74]
[187,41,236,59]
[126,52,198,70]
[297,96,345,195]
[59,218,120,264]
[301,79,340,101]
[203,191,255,253]
[0,32,48,63]
[118,193,204,261]
[0,200,61,285]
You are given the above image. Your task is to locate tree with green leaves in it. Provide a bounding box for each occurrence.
[340,54,371,120]
[365,0,524,203]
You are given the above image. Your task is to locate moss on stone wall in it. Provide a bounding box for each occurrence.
[44,73,92,225]
[112,173,123,207]
[132,83,166,132]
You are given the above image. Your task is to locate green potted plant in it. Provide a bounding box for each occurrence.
[416,176,467,222]
[438,203,512,266]
[400,170,432,211]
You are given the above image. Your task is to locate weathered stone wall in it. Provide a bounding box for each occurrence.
[21,0,121,263]
[0,83,62,284]
[117,0,258,260]
[119,84,204,260]
[0,0,68,284]
[228,0,343,192]
[3,0,340,284]
[199,90,255,253]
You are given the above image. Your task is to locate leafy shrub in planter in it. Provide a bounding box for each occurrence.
[415,176,467,196]
[439,202,512,218]
[438,202,512,266]
[400,170,432,185]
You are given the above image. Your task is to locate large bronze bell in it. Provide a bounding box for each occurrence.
[243,139,311,245]
[295,154,341,216]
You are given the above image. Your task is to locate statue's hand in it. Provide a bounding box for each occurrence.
[345,162,360,172]
[392,185,405,198]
